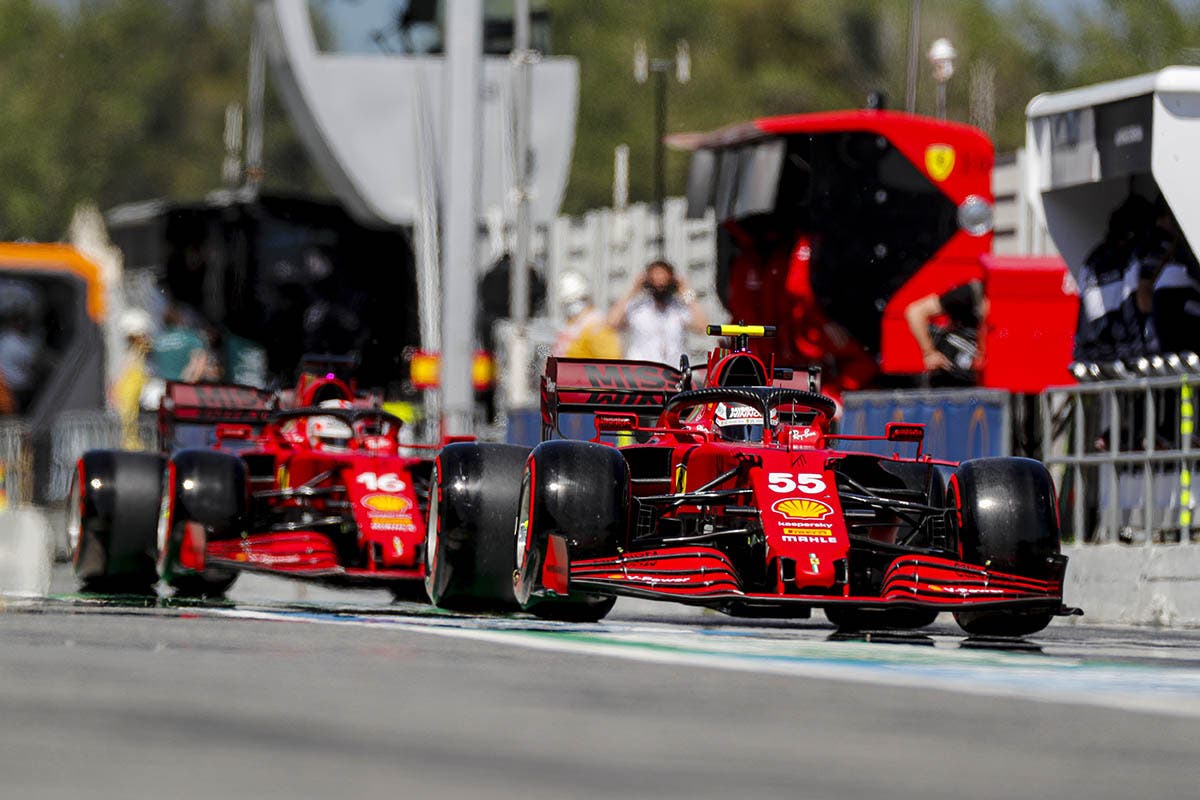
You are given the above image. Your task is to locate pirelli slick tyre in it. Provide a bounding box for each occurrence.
[949,457,1061,637]
[514,440,628,623]
[824,606,940,631]
[425,443,531,611]
[69,450,166,596]
[159,449,246,598]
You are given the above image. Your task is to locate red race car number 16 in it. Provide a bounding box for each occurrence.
[356,472,407,493]
[767,472,826,494]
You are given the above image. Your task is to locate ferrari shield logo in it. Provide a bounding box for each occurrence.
[925,144,956,182]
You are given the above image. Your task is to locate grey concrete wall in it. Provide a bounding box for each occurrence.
[1063,544,1200,627]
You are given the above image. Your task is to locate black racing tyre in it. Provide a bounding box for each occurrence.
[69,450,166,596]
[949,457,1061,637]
[824,606,939,631]
[514,440,628,623]
[160,449,246,598]
[388,581,432,604]
[425,443,531,611]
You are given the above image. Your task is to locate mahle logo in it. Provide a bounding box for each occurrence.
[925,144,956,182]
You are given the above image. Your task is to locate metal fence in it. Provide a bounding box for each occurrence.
[0,419,31,509]
[1,412,157,509]
[1040,375,1199,544]
[841,389,1013,463]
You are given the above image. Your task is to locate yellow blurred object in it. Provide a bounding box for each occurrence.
[410,351,494,391]
[382,401,419,425]
[471,352,495,391]
[409,352,440,389]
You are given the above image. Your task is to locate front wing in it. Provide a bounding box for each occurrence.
[206,532,424,583]
[566,546,1072,614]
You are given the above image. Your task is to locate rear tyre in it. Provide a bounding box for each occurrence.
[70,450,166,596]
[160,449,245,598]
[514,440,628,623]
[424,443,531,611]
[824,606,939,631]
[950,457,1061,637]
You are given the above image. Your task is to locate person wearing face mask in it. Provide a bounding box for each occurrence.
[552,271,621,359]
[608,260,706,364]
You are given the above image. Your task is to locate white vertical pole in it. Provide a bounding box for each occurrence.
[613,144,630,211]
[245,13,267,192]
[506,0,534,408]
[442,1,484,435]
[905,0,921,113]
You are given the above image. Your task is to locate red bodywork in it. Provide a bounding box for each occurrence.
[157,375,435,589]
[535,338,1069,617]
[690,110,994,392]
[977,254,1079,393]
[692,111,1081,393]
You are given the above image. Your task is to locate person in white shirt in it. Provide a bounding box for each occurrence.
[607,260,706,364]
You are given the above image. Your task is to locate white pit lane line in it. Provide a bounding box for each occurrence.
[206,605,1200,720]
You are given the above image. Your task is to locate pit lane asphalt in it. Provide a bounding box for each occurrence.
[0,567,1197,800]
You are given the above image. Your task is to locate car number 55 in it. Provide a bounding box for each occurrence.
[767,472,826,494]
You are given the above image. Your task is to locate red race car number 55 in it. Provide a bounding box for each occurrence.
[767,472,826,494]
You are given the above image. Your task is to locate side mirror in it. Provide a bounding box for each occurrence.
[885,422,925,443]
[215,423,254,443]
[595,412,640,433]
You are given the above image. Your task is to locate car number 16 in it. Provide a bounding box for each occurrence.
[356,472,407,492]
[767,472,827,494]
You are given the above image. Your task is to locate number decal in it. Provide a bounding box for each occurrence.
[768,472,795,493]
[767,472,826,494]
[795,473,826,493]
[356,472,407,492]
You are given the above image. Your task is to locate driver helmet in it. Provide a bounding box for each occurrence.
[713,402,774,442]
[307,399,354,452]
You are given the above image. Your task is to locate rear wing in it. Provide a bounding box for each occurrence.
[158,381,275,448]
[541,357,683,440]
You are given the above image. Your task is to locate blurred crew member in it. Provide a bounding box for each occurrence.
[0,280,45,412]
[109,308,155,449]
[608,260,705,364]
[904,278,988,386]
[152,303,209,382]
[552,271,620,359]
[1075,195,1156,362]
[1150,210,1200,356]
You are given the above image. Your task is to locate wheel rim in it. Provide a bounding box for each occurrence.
[424,466,440,578]
[514,470,532,570]
[155,465,172,565]
[66,469,83,565]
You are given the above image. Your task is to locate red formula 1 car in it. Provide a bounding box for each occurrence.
[69,366,437,599]
[425,326,1077,635]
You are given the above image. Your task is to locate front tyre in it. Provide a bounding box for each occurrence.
[71,450,166,596]
[159,450,246,598]
[950,457,1062,637]
[424,443,531,611]
[514,440,628,623]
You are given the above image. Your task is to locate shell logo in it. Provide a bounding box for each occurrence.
[363,494,411,513]
[772,498,833,520]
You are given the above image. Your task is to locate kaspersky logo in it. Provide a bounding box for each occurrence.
[772,498,833,520]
